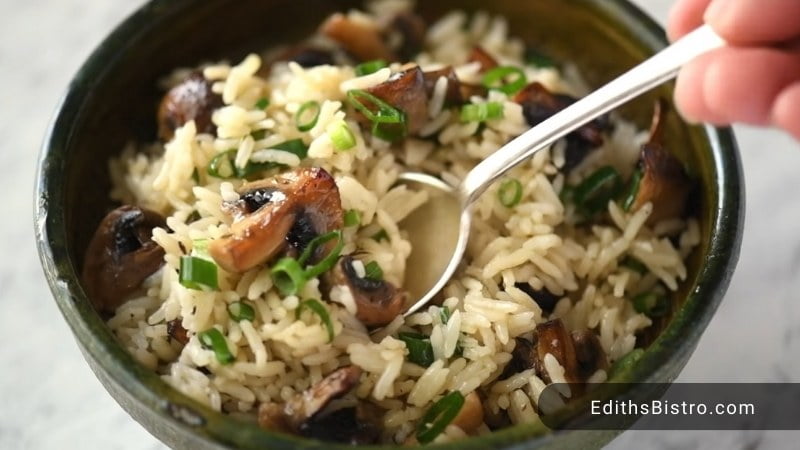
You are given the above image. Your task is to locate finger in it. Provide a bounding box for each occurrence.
[705,0,800,45]
[675,47,800,126]
[668,0,712,42]
[772,82,800,140]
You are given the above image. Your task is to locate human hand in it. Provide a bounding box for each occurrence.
[669,0,800,139]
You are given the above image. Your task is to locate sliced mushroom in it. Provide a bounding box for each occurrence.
[209,167,343,273]
[327,256,406,327]
[513,282,561,314]
[450,391,484,433]
[468,46,499,72]
[571,330,608,380]
[361,66,428,135]
[298,400,381,444]
[167,319,189,345]
[422,66,464,105]
[513,82,608,171]
[320,13,395,62]
[387,12,427,61]
[258,365,363,434]
[82,206,166,313]
[157,72,223,141]
[534,319,580,385]
[629,100,692,223]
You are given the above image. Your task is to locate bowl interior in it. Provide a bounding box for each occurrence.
[37,0,743,448]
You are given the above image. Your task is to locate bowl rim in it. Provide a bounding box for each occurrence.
[34,0,744,448]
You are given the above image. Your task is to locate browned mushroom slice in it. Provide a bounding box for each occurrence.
[362,66,428,134]
[422,66,464,105]
[298,400,381,444]
[327,256,406,327]
[468,46,499,72]
[513,82,609,171]
[209,167,343,273]
[167,319,190,345]
[534,319,580,385]
[451,391,484,433]
[571,330,608,380]
[82,205,166,313]
[388,12,427,61]
[157,72,223,141]
[512,282,560,314]
[258,365,363,434]
[629,101,692,223]
[320,13,395,62]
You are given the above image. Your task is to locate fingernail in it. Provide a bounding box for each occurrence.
[703,0,726,25]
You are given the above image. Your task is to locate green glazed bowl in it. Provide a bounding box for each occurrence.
[34,0,744,448]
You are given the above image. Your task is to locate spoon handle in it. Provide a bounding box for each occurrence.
[459,24,725,204]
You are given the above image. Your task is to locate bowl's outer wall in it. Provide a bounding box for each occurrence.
[35,0,744,449]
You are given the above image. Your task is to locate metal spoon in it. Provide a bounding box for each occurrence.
[398,24,725,317]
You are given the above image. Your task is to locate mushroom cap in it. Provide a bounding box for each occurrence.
[328,256,406,327]
[157,72,222,141]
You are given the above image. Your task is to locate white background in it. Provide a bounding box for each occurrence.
[2,0,798,448]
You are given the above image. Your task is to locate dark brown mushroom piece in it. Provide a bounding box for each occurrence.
[571,329,608,380]
[628,100,692,223]
[422,66,464,105]
[468,45,499,72]
[513,82,610,171]
[298,400,381,444]
[360,66,429,135]
[274,46,335,68]
[532,319,581,385]
[167,319,190,345]
[326,256,406,327]
[450,391,484,433]
[388,12,427,61]
[82,205,166,314]
[209,167,343,273]
[258,365,364,436]
[320,13,395,62]
[513,282,561,314]
[157,72,223,141]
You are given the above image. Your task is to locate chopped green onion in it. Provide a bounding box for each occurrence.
[255,97,270,110]
[460,102,504,122]
[295,299,335,342]
[371,229,389,242]
[399,332,435,367]
[298,230,344,278]
[525,49,556,68]
[198,328,234,364]
[347,89,407,142]
[559,184,575,204]
[271,257,308,296]
[295,100,321,132]
[191,239,211,259]
[498,178,523,208]
[227,301,256,322]
[621,256,647,274]
[343,209,361,227]
[439,306,451,324]
[354,59,387,76]
[206,139,308,179]
[632,292,669,317]
[482,66,527,95]
[416,391,465,444]
[621,166,644,212]
[327,120,357,151]
[574,166,622,215]
[179,256,218,291]
[363,261,383,280]
[608,348,645,379]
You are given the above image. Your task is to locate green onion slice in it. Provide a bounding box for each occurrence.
[608,348,645,379]
[255,97,270,110]
[327,120,357,151]
[295,299,335,342]
[525,49,556,68]
[363,261,383,280]
[179,255,219,291]
[632,292,669,317]
[270,257,308,296]
[298,230,344,278]
[198,328,234,364]
[482,66,528,95]
[354,59,387,76]
[295,100,321,132]
[460,102,504,123]
[347,89,407,141]
[206,139,308,179]
[416,391,466,443]
[398,332,435,367]
[343,209,361,227]
[498,178,523,208]
[439,306,451,324]
[227,301,256,322]
[574,165,622,215]
[191,239,211,259]
[621,166,644,212]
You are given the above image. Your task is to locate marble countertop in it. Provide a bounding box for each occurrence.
[2,0,798,448]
